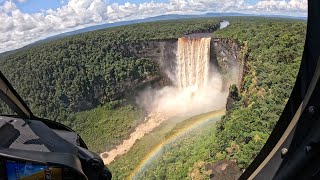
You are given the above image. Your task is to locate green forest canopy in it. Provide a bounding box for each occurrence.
[111,18,307,179]
[0,17,307,175]
[212,17,306,169]
[0,18,220,122]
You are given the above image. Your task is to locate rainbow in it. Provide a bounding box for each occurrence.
[129,109,225,179]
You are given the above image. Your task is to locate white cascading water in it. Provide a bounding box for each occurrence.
[100,37,227,165]
[177,37,211,91]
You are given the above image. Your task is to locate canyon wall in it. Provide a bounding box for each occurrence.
[122,38,242,89]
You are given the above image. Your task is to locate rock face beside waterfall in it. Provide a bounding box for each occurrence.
[211,38,242,90]
[211,38,241,76]
[117,40,177,88]
[121,40,177,74]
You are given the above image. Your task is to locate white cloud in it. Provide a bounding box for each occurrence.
[2,1,17,12]
[255,0,307,14]
[0,0,308,53]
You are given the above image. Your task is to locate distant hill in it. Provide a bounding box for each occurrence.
[0,13,306,58]
[33,12,307,42]
[29,13,245,44]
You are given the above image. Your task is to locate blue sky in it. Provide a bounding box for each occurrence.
[0,0,307,53]
[17,0,66,13]
[16,0,169,13]
[12,0,262,14]
[16,0,159,13]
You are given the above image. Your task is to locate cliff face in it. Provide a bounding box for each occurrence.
[211,38,242,87]
[113,38,244,108]
[122,38,242,85]
[211,39,247,111]
[128,38,244,112]
[116,40,178,89]
[123,40,177,76]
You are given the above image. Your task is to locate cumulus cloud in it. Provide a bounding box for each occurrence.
[254,0,307,14]
[0,0,308,53]
[2,1,17,12]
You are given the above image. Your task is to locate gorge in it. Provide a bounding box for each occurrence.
[0,17,306,179]
[101,34,243,175]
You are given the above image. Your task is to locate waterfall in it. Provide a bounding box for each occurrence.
[101,37,228,166]
[177,37,211,91]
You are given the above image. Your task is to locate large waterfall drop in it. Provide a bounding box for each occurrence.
[177,37,211,91]
[100,37,228,165]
